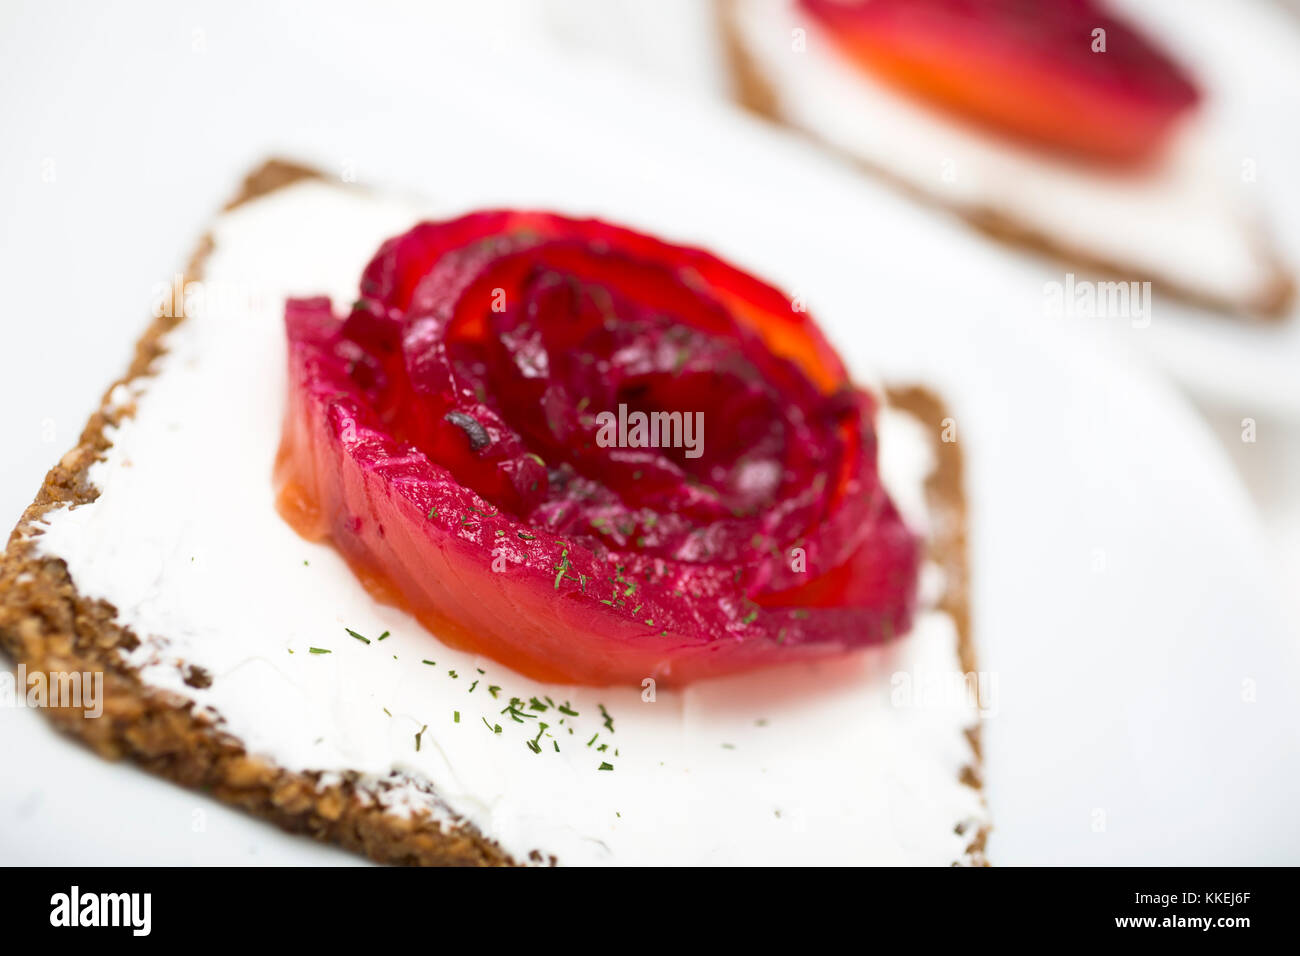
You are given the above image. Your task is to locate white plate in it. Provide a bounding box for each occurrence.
[1,0,1297,865]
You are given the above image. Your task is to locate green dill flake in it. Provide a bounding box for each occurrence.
[599,703,615,734]
[454,711,460,723]
[526,722,549,754]
[467,680,478,693]
[309,647,331,655]
[427,505,438,519]
[586,733,599,747]
[415,724,427,751]
[598,762,614,771]
[482,717,502,734]
[529,696,549,712]
[421,659,436,666]
[501,697,534,722]
[488,685,501,699]
[557,702,578,717]
[721,743,735,750]
[383,707,391,717]
[517,531,535,540]
[742,609,759,625]
[345,628,370,645]
[448,669,458,679]
[377,630,390,642]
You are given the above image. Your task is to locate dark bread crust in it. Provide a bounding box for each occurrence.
[0,159,984,866]
[717,0,1294,321]
[886,387,988,864]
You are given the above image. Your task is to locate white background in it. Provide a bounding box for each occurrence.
[0,0,1298,865]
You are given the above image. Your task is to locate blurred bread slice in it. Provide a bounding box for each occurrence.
[721,0,1294,319]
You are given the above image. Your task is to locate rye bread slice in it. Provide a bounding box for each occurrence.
[717,0,1294,321]
[0,159,986,866]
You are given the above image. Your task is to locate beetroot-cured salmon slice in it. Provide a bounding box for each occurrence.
[275,212,920,687]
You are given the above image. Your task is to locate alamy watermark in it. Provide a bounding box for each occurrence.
[891,669,998,719]
[594,403,704,459]
[50,886,151,936]
[0,664,103,718]
[1044,273,1151,328]
[150,273,272,319]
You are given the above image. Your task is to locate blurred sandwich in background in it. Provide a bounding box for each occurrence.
[721,0,1294,319]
